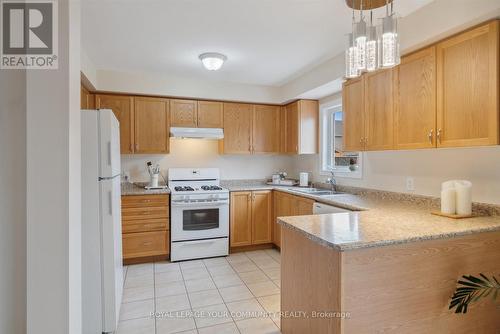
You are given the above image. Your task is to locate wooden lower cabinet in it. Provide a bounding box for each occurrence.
[273,191,314,248]
[230,191,272,248]
[122,231,169,259]
[121,194,170,263]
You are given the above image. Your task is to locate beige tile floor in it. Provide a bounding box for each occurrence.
[118,249,282,334]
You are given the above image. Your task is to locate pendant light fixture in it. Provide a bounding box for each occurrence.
[344,0,399,78]
[345,32,359,78]
[354,1,367,72]
[366,11,378,72]
[345,7,359,78]
[381,0,400,67]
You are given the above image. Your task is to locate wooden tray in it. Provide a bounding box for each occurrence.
[431,211,473,219]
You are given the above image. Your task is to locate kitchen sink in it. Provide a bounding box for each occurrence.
[290,188,345,196]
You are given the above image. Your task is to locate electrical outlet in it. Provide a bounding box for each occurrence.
[406,177,415,191]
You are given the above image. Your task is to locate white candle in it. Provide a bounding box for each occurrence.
[455,180,472,215]
[441,188,456,215]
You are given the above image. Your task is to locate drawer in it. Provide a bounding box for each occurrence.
[122,231,169,259]
[122,219,168,233]
[122,206,169,220]
[122,194,169,208]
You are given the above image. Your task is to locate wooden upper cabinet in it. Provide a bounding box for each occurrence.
[364,69,395,151]
[96,94,134,154]
[285,102,299,153]
[170,99,197,127]
[134,97,170,154]
[343,77,365,152]
[230,191,252,247]
[279,106,287,153]
[436,21,499,147]
[395,46,437,149]
[80,84,95,109]
[253,105,280,153]
[198,101,223,128]
[221,103,253,154]
[251,191,272,244]
[283,100,318,154]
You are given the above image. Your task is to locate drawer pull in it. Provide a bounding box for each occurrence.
[142,242,153,246]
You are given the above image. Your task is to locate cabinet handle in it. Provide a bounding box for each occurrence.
[428,129,434,144]
[359,138,363,144]
[437,129,442,143]
[129,144,133,152]
[142,242,153,246]
[135,143,139,151]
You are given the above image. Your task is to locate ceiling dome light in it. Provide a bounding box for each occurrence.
[199,52,227,71]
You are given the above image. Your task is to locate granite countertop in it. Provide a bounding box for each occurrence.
[278,193,500,251]
[121,182,170,195]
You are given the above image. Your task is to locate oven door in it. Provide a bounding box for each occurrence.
[171,202,229,242]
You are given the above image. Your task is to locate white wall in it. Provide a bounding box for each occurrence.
[293,147,500,205]
[0,69,26,334]
[26,1,81,333]
[97,69,282,104]
[122,139,294,182]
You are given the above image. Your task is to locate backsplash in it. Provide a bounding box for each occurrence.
[121,138,294,182]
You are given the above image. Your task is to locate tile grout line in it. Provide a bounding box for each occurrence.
[204,257,243,334]
[233,252,281,330]
[178,262,196,333]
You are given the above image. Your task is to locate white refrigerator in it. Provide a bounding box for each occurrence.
[82,109,123,334]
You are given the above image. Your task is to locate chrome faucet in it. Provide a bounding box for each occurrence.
[326,170,337,192]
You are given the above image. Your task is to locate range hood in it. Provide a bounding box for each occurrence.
[170,127,224,139]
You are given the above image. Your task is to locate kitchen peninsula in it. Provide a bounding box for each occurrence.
[278,193,500,333]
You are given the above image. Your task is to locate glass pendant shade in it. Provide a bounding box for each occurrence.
[354,19,367,71]
[345,33,359,78]
[381,15,400,67]
[366,25,378,72]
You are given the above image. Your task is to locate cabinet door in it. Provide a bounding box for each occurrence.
[273,192,292,248]
[364,69,395,151]
[253,105,280,153]
[170,99,197,127]
[436,21,499,147]
[251,191,272,244]
[134,97,169,153]
[80,84,94,109]
[198,101,223,128]
[221,103,253,154]
[343,77,365,151]
[230,192,252,247]
[298,100,319,154]
[395,47,437,149]
[296,197,314,215]
[285,102,299,153]
[279,106,287,153]
[96,94,134,154]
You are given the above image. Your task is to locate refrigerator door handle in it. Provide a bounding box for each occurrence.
[107,141,112,167]
[108,190,113,215]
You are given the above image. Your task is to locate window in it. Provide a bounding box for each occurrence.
[319,103,362,178]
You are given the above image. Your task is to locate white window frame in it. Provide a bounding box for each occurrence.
[319,101,362,179]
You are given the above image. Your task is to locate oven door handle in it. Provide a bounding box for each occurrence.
[180,239,218,245]
[171,201,229,207]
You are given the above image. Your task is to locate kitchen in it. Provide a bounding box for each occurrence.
[79,0,500,333]
[1,0,499,334]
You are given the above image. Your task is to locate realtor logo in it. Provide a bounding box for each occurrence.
[1,0,58,69]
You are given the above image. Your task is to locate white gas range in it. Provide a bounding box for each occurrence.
[168,168,229,261]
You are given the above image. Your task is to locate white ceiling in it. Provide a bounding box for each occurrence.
[82,0,433,87]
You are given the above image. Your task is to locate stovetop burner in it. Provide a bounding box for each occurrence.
[174,186,195,192]
[201,185,223,191]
